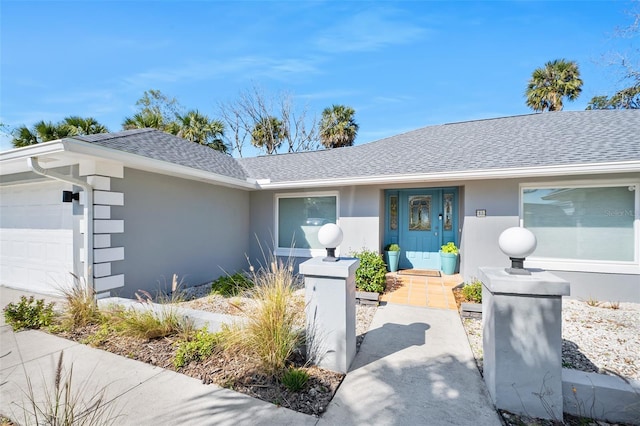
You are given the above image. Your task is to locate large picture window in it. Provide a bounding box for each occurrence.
[276,193,338,255]
[521,181,639,272]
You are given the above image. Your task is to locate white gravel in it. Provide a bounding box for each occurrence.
[461,299,640,381]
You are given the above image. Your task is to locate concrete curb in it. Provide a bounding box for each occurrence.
[97,297,246,331]
[562,368,640,425]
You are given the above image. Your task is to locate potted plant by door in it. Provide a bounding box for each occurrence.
[384,243,401,272]
[440,242,458,275]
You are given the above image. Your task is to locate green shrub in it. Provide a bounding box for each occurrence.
[352,249,387,293]
[174,327,221,368]
[385,243,400,252]
[441,242,459,255]
[281,367,309,392]
[104,306,193,341]
[461,279,483,303]
[211,272,254,297]
[3,296,55,331]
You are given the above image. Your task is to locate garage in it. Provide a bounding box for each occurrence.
[0,180,75,295]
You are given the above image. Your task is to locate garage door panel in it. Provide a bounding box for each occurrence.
[1,182,74,295]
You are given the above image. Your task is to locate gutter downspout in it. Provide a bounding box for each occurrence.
[27,157,94,292]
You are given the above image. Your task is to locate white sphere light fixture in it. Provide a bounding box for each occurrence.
[318,223,343,262]
[498,227,537,275]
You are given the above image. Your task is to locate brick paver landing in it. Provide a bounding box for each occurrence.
[380,270,462,310]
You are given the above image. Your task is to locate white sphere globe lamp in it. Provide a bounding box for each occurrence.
[318,223,343,262]
[498,227,537,275]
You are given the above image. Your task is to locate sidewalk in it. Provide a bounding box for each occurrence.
[0,286,499,425]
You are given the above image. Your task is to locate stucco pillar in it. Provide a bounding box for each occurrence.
[480,267,570,420]
[299,257,359,374]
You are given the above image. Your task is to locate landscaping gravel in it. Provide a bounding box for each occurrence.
[461,298,640,381]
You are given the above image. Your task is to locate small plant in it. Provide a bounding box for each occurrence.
[174,327,222,368]
[210,272,254,297]
[607,301,620,310]
[221,250,303,378]
[461,278,483,304]
[384,243,400,252]
[440,242,459,255]
[19,351,120,425]
[105,305,193,340]
[352,249,387,293]
[281,367,309,392]
[58,273,100,330]
[3,296,55,331]
[585,297,601,307]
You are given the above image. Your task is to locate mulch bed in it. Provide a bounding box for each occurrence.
[54,325,344,416]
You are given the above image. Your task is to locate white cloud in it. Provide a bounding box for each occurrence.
[122,55,323,89]
[314,9,428,53]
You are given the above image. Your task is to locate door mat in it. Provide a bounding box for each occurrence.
[397,269,441,277]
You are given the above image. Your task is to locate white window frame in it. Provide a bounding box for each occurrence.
[520,179,640,275]
[274,191,340,258]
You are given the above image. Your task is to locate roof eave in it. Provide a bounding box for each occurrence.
[0,140,66,161]
[61,138,258,190]
[255,161,640,189]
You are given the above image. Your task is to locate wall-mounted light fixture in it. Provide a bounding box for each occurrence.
[62,190,80,203]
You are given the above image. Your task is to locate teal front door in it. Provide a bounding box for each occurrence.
[385,188,458,270]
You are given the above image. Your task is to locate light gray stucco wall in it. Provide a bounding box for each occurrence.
[461,174,640,303]
[248,186,382,269]
[248,173,639,302]
[110,168,250,297]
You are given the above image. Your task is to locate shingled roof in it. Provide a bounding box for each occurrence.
[238,110,640,183]
[74,128,249,180]
[72,110,639,186]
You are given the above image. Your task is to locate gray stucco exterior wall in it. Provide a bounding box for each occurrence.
[461,174,640,302]
[110,168,250,297]
[249,173,639,302]
[248,186,382,268]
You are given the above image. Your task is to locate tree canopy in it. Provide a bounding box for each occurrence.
[218,85,318,156]
[525,59,583,112]
[586,8,639,110]
[319,104,359,149]
[11,117,108,148]
[251,116,287,155]
[122,90,229,153]
[176,110,228,153]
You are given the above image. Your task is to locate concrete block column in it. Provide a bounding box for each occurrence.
[80,160,125,295]
[480,267,570,420]
[299,257,359,374]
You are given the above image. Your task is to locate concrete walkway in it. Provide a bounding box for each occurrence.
[0,287,500,425]
[319,304,500,426]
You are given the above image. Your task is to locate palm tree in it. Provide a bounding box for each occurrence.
[11,120,71,148]
[11,117,108,148]
[525,59,583,112]
[319,105,359,148]
[176,110,227,153]
[122,111,165,130]
[11,126,40,148]
[251,116,286,155]
[63,116,108,135]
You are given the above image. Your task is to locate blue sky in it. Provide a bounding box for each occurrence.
[1,0,637,156]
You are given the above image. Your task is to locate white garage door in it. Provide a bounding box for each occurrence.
[0,181,75,295]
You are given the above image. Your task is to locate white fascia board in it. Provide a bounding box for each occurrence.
[0,141,67,174]
[256,161,640,189]
[61,139,258,190]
